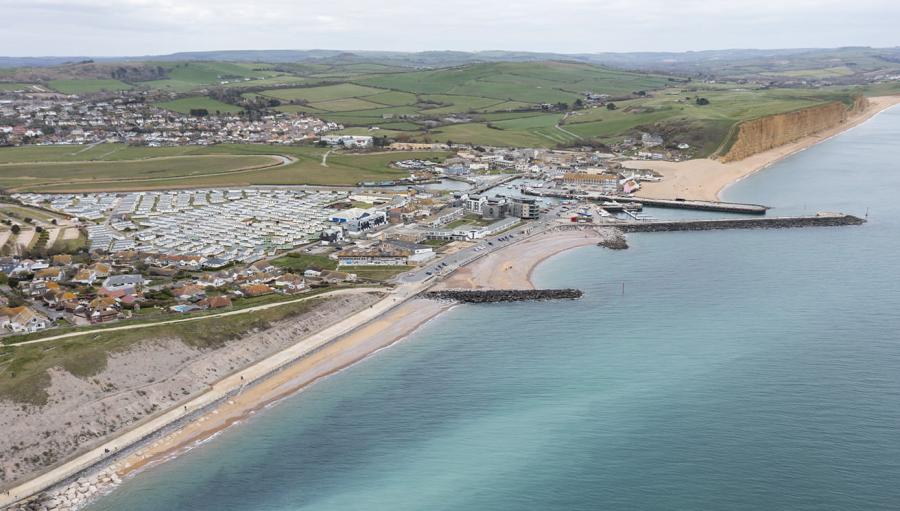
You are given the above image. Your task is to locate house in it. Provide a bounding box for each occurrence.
[89,263,112,278]
[335,243,410,266]
[0,306,52,333]
[33,267,66,283]
[102,274,145,291]
[88,296,119,324]
[203,295,232,309]
[172,283,205,301]
[239,283,274,297]
[71,269,99,285]
[197,273,230,288]
[274,273,306,293]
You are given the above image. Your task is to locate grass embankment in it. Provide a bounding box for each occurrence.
[0,296,332,405]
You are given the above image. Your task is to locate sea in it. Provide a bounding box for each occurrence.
[87,106,900,511]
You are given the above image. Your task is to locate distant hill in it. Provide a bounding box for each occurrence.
[3,46,900,75]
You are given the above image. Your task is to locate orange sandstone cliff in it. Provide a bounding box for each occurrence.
[719,96,868,162]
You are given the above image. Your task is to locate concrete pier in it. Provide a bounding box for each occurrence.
[594,195,770,214]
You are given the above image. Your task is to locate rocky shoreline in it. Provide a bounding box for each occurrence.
[6,466,121,511]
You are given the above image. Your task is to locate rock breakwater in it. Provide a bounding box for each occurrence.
[423,289,583,303]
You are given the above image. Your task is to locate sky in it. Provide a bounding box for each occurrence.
[2,0,899,56]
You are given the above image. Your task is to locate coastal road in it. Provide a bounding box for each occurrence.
[0,282,429,508]
[4,287,378,348]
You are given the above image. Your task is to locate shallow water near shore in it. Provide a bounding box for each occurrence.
[87,106,900,511]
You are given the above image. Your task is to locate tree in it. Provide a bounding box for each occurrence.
[574,98,584,109]
[606,103,617,110]
[11,224,20,235]
[696,97,710,106]
[189,108,209,117]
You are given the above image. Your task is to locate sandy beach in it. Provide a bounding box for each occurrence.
[116,228,607,479]
[435,229,606,290]
[625,95,900,201]
[115,297,451,478]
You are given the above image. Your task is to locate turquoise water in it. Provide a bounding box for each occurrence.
[88,107,900,511]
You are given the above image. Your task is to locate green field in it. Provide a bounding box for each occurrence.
[47,79,133,94]
[557,87,853,155]
[155,96,243,114]
[0,144,448,191]
[0,154,280,192]
[261,83,385,102]
[0,82,36,92]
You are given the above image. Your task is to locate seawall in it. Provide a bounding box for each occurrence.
[720,96,867,162]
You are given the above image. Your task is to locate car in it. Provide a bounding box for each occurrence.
[425,271,432,275]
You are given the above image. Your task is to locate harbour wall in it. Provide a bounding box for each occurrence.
[616,214,865,233]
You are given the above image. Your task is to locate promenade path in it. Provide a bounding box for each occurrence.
[0,282,426,507]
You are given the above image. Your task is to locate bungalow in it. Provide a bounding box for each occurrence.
[102,274,145,291]
[203,295,232,309]
[240,283,274,297]
[172,283,205,301]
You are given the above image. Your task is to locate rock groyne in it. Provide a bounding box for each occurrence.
[423,289,583,303]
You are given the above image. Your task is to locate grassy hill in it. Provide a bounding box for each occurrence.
[1,57,883,152]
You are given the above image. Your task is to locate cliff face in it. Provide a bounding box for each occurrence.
[720,96,868,162]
